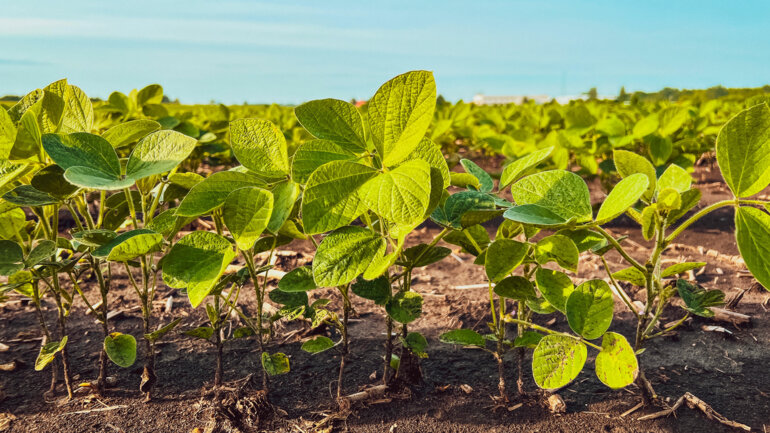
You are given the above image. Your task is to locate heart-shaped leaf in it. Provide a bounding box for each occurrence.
[104,332,137,368]
[566,280,614,340]
[294,99,366,152]
[595,332,638,389]
[532,335,587,390]
[222,186,273,250]
[716,104,770,198]
[313,226,385,287]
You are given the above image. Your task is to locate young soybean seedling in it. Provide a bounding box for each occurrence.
[39,127,198,401]
[585,104,770,405]
[292,71,446,396]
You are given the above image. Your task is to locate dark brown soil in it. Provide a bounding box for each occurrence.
[1,164,769,433]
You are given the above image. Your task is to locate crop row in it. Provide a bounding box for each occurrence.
[0,73,769,423]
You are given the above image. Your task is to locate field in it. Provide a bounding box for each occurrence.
[0,73,769,433]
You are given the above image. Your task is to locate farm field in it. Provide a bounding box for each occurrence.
[1,72,770,433]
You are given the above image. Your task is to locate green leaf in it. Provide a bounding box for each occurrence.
[125,130,197,181]
[662,262,706,278]
[460,159,493,193]
[656,164,691,194]
[184,326,214,340]
[2,185,58,206]
[92,229,163,262]
[266,180,300,235]
[735,206,770,290]
[566,280,614,340]
[291,139,356,184]
[657,188,681,211]
[162,231,235,308]
[72,229,117,248]
[59,85,94,133]
[41,132,120,176]
[301,336,335,354]
[595,332,638,389]
[443,224,489,256]
[294,99,366,152]
[595,173,649,224]
[368,71,436,167]
[667,188,701,223]
[63,166,134,190]
[439,329,484,347]
[503,204,569,226]
[278,266,316,292]
[104,332,137,368]
[35,337,68,371]
[614,150,656,201]
[402,332,428,357]
[500,146,554,189]
[432,190,496,229]
[403,137,450,188]
[312,226,385,287]
[532,335,587,390]
[611,267,647,287]
[230,118,289,178]
[25,240,56,267]
[0,240,24,276]
[514,331,544,348]
[716,103,770,198]
[301,160,377,234]
[144,317,183,343]
[30,165,78,199]
[270,288,309,308]
[450,172,480,189]
[485,239,528,282]
[646,135,672,166]
[136,84,163,106]
[102,119,161,148]
[534,235,579,272]
[676,279,725,317]
[0,107,16,160]
[400,244,451,268]
[222,186,273,250]
[262,352,290,376]
[351,276,390,305]
[0,208,26,240]
[176,171,264,217]
[633,113,659,138]
[359,159,431,225]
[493,276,536,301]
[535,268,574,312]
[511,170,592,222]
[386,291,423,324]
[555,228,604,253]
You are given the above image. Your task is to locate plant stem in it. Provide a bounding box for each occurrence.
[337,284,351,399]
[593,225,646,273]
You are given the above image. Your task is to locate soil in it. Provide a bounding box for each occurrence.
[1,162,769,433]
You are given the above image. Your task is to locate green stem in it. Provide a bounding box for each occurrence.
[601,256,639,315]
[665,199,733,243]
[507,318,602,350]
[593,225,646,272]
[123,188,139,229]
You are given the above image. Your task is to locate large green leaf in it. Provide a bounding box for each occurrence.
[485,239,528,283]
[676,279,725,317]
[162,231,235,308]
[0,107,16,159]
[0,240,24,276]
[59,85,94,133]
[511,170,592,222]
[566,280,613,340]
[102,119,161,148]
[294,99,366,152]
[176,171,264,217]
[42,133,123,189]
[735,206,770,290]
[125,130,197,180]
[25,240,56,267]
[595,173,649,224]
[312,226,385,287]
[656,164,691,194]
[595,332,637,389]
[2,185,58,206]
[386,291,423,324]
[230,118,289,178]
[614,150,656,201]
[368,71,436,167]
[222,186,273,250]
[278,266,316,292]
[534,235,579,272]
[716,104,770,198]
[359,159,431,225]
[403,137,451,188]
[92,229,163,262]
[439,329,485,347]
[499,146,554,189]
[532,335,587,390]
[351,275,390,305]
[291,139,356,184]
[494,276,537,301]
[535,268,574,313]
[35,337,68,371]
[104,332,137,368]
[301,160,376,234]
[262,352,290,376]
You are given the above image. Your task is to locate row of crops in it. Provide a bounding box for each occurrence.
[0,72,769,423]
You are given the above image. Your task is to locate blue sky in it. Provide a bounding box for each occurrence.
[1,0,769,104]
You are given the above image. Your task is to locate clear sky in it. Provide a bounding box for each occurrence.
[1,0,769,104]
